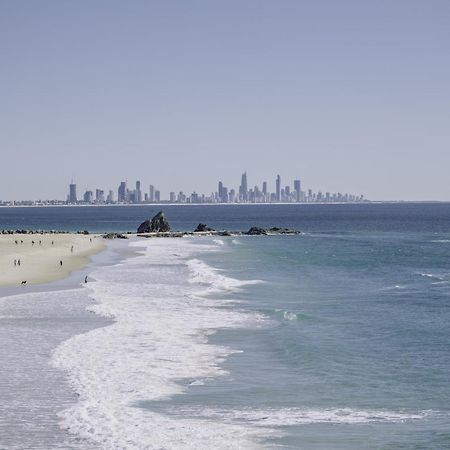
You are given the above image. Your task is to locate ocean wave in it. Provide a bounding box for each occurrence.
[51,238,268,449]
[213,239,225,246]
[187,258,264,294]
[171,406,429,426]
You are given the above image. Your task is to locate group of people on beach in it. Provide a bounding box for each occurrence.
[11,238,73,270]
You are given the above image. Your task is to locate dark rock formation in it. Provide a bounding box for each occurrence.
[103,233,128,239]
[194,223,214,232]
[137,211,171,233]
[269,227,290,233]
[245,227,268,235]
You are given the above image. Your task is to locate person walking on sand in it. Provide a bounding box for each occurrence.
[14,259,17,266]
[18,259,21,266]
[71,246,74,253]
[85,275,88,283]
[60,260,63,267]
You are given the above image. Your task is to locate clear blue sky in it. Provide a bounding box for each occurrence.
[1,0,449,201]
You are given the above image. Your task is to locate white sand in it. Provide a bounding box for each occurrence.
[0,234,106,287]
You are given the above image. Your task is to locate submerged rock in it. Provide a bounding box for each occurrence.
[245,227,268,235]
[137,211,171,233]
[194,223,215,232]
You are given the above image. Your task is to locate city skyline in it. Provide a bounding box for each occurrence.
[1,171,366,206]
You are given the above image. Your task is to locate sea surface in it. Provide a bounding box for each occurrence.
[1,203,450,449]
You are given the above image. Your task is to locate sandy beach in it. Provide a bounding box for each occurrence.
[0,234,106,287]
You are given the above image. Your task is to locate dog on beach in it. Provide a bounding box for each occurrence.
[21,280,27,285]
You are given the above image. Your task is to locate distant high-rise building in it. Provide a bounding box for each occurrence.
[149,185,155,202]
[135,181,142,203]
[69,183,77,204]
[83,190,93,203]
[222,187,228,203]
[107,190,114,203]
[218,181,223,202]
[118,182,127,202]
[262,181,267,196]
[95,189,105,203]
[294,180,301,202]
[154,190,160,202]
[239,172,248,201]
[170,191,176,202]
[276,175,281,201]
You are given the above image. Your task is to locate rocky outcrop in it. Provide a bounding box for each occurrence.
[194,223,215,232]
[103,233,128,239]
[137,211,171,233]
[245,226,268,235]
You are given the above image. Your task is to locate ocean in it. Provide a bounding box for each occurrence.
[1,203,449,449]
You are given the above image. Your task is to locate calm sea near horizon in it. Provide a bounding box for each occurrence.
[1,203,449,449]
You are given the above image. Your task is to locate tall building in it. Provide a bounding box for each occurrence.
[135,181,142,203]
[95,189,105,203]
[149,185,154,202]
[154,190,160,202]
[69,183,77,204]
[222,186,228,203]
[169,191,176,202]
[83,190,93,203]
[218,181,223,202]
[107,190,114,203]
[294,180,301,202]
[262,181,267,196]
[118,181,127,202]
[276,175,281,202]
[239,172,248,201]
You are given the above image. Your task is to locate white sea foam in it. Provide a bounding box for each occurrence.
[187,258,264,294]
[52,238,269,449]
[171,406,429,426]
[213,239,225,246]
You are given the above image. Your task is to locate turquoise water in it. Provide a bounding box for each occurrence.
[148,230,450,448]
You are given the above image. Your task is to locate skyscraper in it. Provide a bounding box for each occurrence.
[118,181,127,202]
[262,181,267,196]
[294,180,301,202]
[239,172,248,201]
[69,183,77,204]
[135,180,142,203]
[149,185,154,202]
[83,190,93,203]
[218,181,223,202]
[276,175,281,202]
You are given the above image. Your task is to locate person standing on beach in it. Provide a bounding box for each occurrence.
[60,260,63,267]
[14,259,17,266]
[18,259,21,266]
